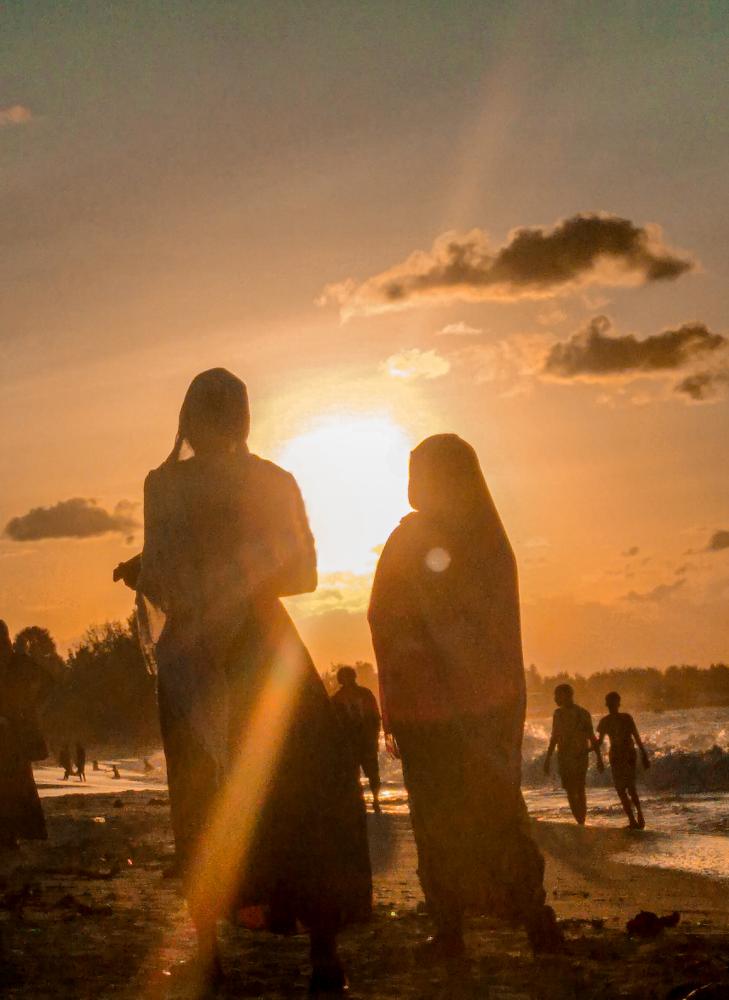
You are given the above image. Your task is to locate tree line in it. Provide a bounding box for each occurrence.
[14,619,159,755]
[525,662,729,715]
[10,618,729,755]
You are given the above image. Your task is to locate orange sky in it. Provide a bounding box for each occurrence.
[1,3,727,673]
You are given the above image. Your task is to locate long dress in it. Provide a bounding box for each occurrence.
[368,510,546,929]
[0,655,47,843]
[138,452,371,930]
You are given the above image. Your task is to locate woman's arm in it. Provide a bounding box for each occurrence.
[631,715,650,768]
[368,526,424,735]
[543,712,559,774]
[265,473,317,597]
[113,553,142,589]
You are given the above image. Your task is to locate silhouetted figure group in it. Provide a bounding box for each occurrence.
[545,683,649,828]
[0,620,47,851]
[110,369,566,995]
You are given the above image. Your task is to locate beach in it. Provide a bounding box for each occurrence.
[2,786,729,1000]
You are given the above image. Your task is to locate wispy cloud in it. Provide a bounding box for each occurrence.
[319,213,694,319]
[537,307,568,327]
[382,347,450,380]
[0,104,32,127]
[623,578,686,603]
[675,367,729,403]
[438,321,483,336]
[5,499,140,542]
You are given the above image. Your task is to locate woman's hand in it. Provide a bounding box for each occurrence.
[113,554,142,590]
[641,750,650,770]
[384,732,400,760]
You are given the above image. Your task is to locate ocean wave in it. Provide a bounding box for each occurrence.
[522,746,729,793]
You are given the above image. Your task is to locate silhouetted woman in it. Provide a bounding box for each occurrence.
[368,435,562,958]
[115,369,370,994]
[0,621,47,850]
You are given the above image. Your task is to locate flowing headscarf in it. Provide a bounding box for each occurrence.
[370,434,524,728]
[166,368,250,464]
[136,369,251,669]
[408,433,506,543]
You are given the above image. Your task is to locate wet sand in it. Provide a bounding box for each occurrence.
[2,791,729,999]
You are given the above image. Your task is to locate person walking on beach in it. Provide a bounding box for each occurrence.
[331,666,382,813]
[369,434,563,960]
[75,742,87,782]
[115,369,371,995]
[597,691,649,829]
[544,684,603,824]
[59,743,73,781]
[0,620,47,850]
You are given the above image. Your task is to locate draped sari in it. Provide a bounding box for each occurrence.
[368,436,547,931]
[138,451,371,930]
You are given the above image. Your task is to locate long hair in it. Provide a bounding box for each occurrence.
[408,434,506,541]
[166,368,250,463]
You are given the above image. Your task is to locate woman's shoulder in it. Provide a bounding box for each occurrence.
[378,512,430,560]
[247,455,300,499]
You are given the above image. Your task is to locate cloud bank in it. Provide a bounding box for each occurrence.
[5,499,140,542]
[543,316,726,380]
[0,104,32,127]
[320,214,694,318]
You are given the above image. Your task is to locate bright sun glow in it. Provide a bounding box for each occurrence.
[277,414,412,575]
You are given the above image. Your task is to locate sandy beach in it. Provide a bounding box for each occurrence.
[2,789,729,999]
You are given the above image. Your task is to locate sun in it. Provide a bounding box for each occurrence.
[277,414,412,575]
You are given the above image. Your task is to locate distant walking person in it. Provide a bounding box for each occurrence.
[75,742,87,782]
[597,692,649,829]
[544,684,603,824]
[59,743,73,781]
[331,666,382,813]
[0,620,47,850]
[114,368,370,995]
[369,434,562,959]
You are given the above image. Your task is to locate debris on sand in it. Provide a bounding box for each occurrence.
[627,910,681,937]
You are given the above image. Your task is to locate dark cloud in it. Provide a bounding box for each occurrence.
[674,368,729,402]
[706,530,729,552]
[5,499,139,542]
[543,316,725,379]
[624,578,686,603]
[622,546,640,557]
[320,214,694,318]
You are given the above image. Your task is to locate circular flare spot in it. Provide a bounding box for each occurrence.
[425,547,451,573]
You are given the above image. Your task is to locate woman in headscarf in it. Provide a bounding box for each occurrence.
[0,621,48,850]
[115,369,370,995]
[368,434,562,959]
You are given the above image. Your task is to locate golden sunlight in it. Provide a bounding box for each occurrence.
[277,415,412,574]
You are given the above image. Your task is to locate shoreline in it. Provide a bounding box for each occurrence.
[3,790,729,998]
